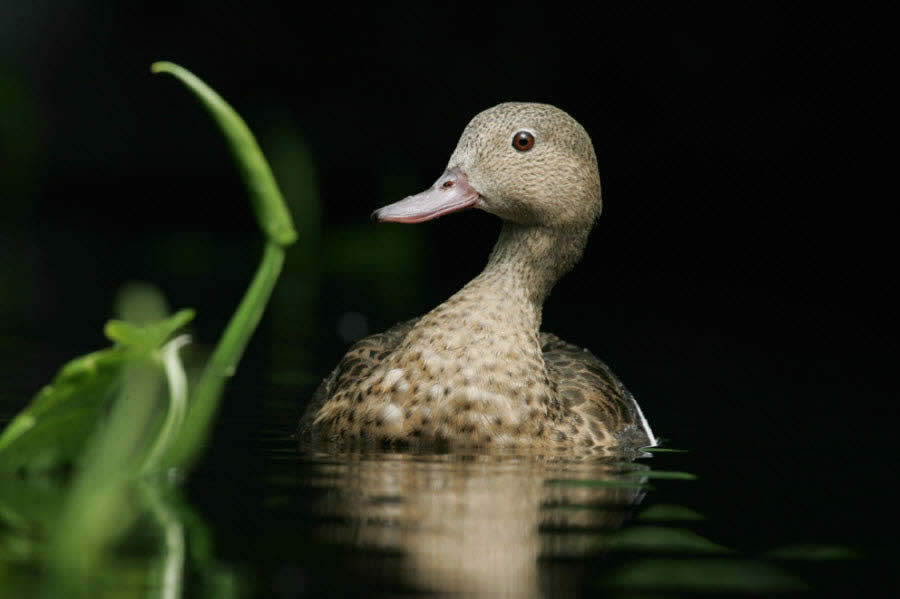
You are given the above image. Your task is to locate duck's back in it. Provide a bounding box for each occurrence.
[539,333,655,449]
[298,318,419,439]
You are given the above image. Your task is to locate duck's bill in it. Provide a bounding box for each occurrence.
[372,168,481,223]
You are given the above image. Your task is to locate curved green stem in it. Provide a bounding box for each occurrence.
[151,62,298,471]
[164,242,285,470]
[151,61,297,246]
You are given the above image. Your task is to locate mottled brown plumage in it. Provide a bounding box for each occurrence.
[299,102,654,451]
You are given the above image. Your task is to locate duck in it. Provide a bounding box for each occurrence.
[300,102,655,451]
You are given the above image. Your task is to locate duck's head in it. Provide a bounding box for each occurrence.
[373,102,602,231]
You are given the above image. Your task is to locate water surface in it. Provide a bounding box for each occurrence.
[0,384,874,598]
[235,425,847,598]
[266,444,649,596]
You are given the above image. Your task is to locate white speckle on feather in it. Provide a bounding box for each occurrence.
[428,384,443,402]
[422,354,443,375]
[465,387,516,422]
[383,368,405,388]
[494,434,514,446]
[380,403,403,428]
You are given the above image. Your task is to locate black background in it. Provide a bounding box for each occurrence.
[1,1,891,591]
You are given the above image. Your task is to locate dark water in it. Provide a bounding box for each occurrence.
[172,389,873,599]
[0,370,883,599]
[263,445,653,597]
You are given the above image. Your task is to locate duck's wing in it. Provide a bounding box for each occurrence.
[540,332,655,448]
[298,318,420,439]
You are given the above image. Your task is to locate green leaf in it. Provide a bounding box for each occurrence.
[0,311,194,475]
[47,361,168,591]
[601,558,808,592]
[764,543,862,561]
[636,504,706,522]
[605,526,731,554]
[104,308,194,351]
[0,349,125,474]
[0,475,67,539]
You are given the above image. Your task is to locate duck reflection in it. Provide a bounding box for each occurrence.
[304,451,647,597]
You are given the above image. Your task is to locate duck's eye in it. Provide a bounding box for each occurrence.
[512,131,535,152]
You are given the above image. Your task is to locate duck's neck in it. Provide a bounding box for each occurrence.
[413,221,588,353]
[482,221,587,304]
[437,221,587,336]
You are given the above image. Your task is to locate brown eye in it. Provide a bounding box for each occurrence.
[512,131,535,152]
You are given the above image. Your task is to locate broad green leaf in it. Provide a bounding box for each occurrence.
[0,350,124,474]
[0,311,194,475]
